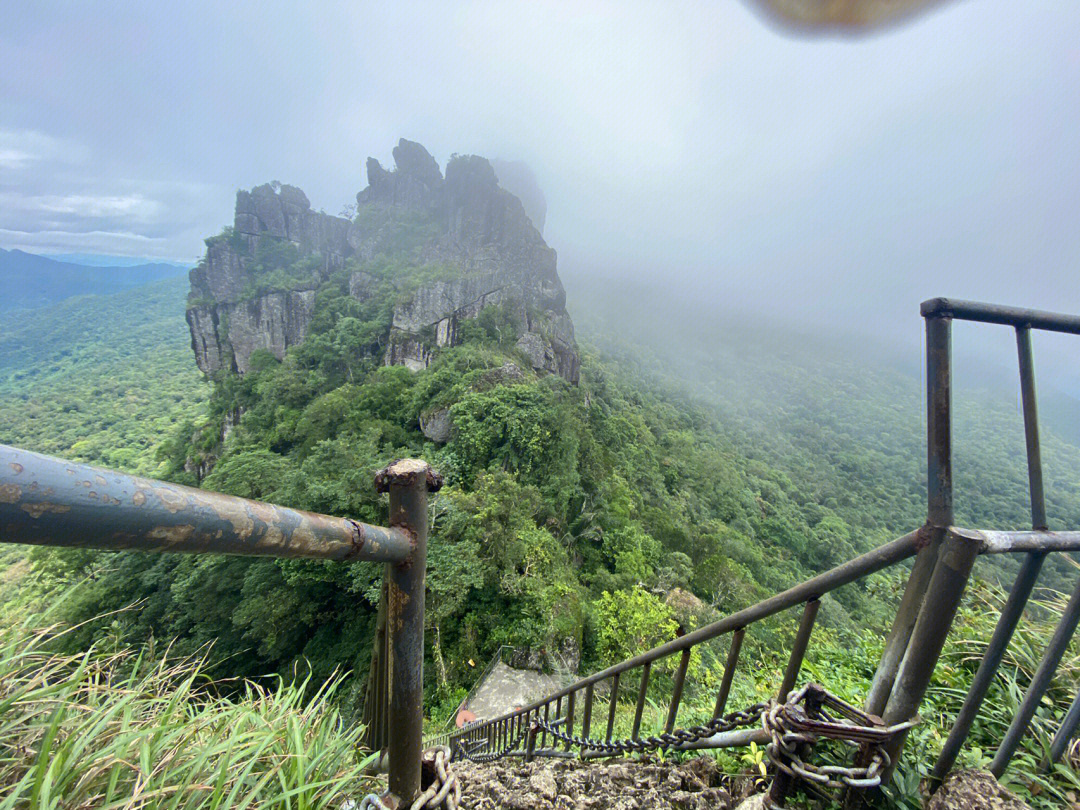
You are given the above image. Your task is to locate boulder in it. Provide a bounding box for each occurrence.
[420,408,452,443]
[925,770,1032,810]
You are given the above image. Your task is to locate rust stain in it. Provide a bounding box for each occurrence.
[0,484,21,504]
[9,463,23,474]
[155,487,187,514]
[21,502,71,518]
[210,501,255,541]
[88,491,98,499]
[147,524,196,544]
[132,490,148,507]
[95,475,108,486]
[101,494,120,506]
[81,480,92,487]
[291,523,317,550]
[386,580,410,632]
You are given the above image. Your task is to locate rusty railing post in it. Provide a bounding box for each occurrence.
[878,314,980,779]
[376,459,442,805]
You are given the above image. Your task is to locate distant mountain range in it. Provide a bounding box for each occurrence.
[0,249,190,312]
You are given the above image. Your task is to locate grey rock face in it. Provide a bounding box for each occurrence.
[187,290,316,375]
[187,139,580,383]
[925,770,1031,810]
[420,408,453,443]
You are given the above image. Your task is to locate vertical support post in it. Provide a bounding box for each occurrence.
[525,720,539,762]
[880,316,972,778]
[990,577,1080,777]
[665,648,692,735]
[1045,686,1080,768]
[1016,326,1048,531]
[714,628,744,719]
[869,315,954,717]
[581,682,594,742]
[606,672,621,741]
[632,662,652,739]
[778,599,820,702]
[542,701,551,749]
[924,314,954,533]
[565,690,576,751]
[376,459,442,805]
[717,630,743,721]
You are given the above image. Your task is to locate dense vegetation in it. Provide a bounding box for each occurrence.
[0,275,208,474]
[0,599,374,808]
[3,234,1080,806]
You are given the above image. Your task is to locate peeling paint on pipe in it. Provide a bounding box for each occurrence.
[0,444,412,564]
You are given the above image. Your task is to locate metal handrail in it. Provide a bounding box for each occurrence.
[0,445,413,563]
[0,444,440,807]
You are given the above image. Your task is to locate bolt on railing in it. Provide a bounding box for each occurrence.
[0,445,441,807]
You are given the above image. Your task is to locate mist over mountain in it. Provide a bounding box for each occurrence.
[0,248,189,312]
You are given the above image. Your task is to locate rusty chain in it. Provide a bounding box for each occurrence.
[358,745,460,810]
[533,701,770,754]
[513,682,916,808]
[456,720,532,763]
[762,683,917,794]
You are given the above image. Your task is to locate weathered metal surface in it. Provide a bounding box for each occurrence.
[932,549,1046,784]
[0,444,412,563]
[664,648,692,735]
[778,599,820,702]
[925,314,954,530]
[864,532,940,716]
[880,528,981,774]
[990,575,1080,777]
[632,662,651,739]
[1016,327,1048,529]
[955,526,1080,554]
[713,627,745,720]
[1046,686,1080,768]
[381,458,437,804]
[921,297,1080,335]
[867,315,954,718]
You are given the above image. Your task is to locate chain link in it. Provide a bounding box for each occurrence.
[533,702,771,755]
[456,721,532,763]
[357,746,460,810]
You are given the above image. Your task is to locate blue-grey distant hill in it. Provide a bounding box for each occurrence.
[0,248,189,312]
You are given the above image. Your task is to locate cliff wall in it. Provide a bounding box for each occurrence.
[186,140,578,383]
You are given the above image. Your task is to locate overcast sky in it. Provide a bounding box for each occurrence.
[3,1,1079,353]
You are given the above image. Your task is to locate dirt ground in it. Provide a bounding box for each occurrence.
[454,755,758,810]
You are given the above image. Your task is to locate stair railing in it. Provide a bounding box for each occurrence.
[429,298,1080,807]
[0,448,441,807]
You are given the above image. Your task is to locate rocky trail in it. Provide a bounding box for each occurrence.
[453,756,753,810]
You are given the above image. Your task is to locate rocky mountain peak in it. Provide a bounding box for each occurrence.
[185,139,579,383]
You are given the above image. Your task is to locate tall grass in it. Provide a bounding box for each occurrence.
[0,607,374,809]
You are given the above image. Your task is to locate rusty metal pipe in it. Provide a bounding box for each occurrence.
[778,599,820,702]
[920,298,1080,335]
[713,627,744,719]
[956,527,1080,554]
[0,445,413,563]
[379,459,440,804]
[990,575,1080,777]
[931,549,1045,785]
